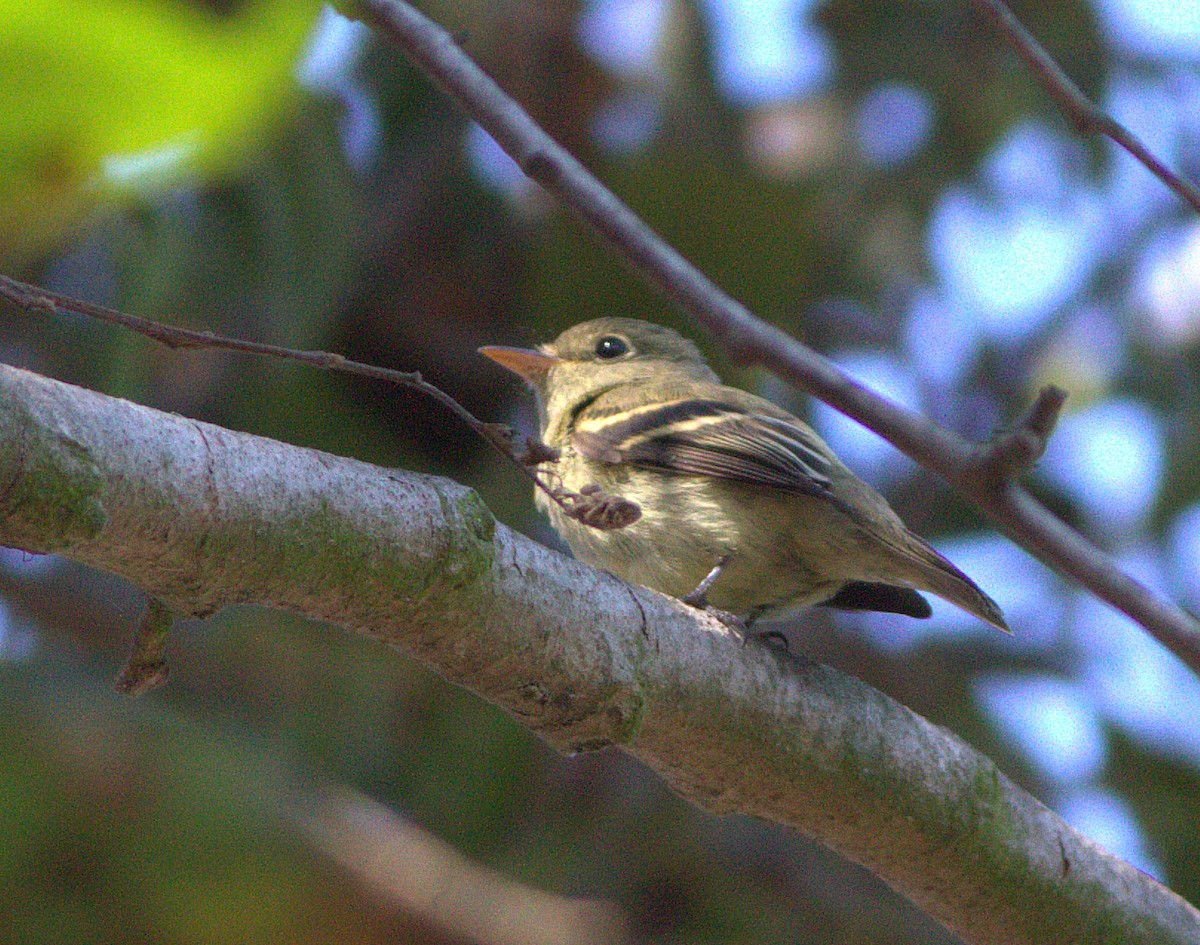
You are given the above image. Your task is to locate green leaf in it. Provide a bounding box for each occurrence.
[0,0,324,260]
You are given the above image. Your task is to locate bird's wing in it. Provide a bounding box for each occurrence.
[572,398,834,495]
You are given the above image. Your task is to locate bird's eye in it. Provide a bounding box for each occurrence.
[594,335,630,360]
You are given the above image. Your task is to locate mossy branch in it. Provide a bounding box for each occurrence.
[0,362,1194,945]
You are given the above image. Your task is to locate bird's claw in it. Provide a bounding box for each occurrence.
[680,553,788,651]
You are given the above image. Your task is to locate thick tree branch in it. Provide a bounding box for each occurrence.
[347,0,1200,678]
[0,363,1195,945]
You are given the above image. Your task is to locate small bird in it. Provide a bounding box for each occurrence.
[481,318,1007,632]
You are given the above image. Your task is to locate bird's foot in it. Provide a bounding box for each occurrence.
[689,606,789,653]
[680,556,789,651]
[693,602,749,635]
[748,625,789,651]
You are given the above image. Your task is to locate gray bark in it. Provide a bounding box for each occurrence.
[0,361,1195,945]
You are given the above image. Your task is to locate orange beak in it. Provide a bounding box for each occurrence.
[479,345,561,382]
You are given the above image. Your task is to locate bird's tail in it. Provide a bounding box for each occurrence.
[902,536,1010,633]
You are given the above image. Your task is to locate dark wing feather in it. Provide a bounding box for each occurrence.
[573,398,833,495]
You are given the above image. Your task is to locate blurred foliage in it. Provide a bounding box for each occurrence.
[1,0,1199,943]
[0,0,323,263]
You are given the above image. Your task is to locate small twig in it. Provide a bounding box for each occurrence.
[967,0,1200,216]
[524,463,641,530]
[973,385,1069,485]
[114,597,173,695]
[0,272,635,532]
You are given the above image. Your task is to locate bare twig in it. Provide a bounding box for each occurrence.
[349,0,1200,676]
[967,0,1200,215]
[0,272,637,532]
[972,384,1069,486]
[114,597,173,695]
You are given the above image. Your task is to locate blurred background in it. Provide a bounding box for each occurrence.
[1,0,1199,942]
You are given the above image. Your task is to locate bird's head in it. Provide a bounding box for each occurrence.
[481,318,718,428]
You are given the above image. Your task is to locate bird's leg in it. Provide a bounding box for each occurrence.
[681,555,749,637]
[681,554,731,609]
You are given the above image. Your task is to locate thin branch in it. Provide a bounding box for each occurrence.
[967,0,1200,215]
[0,362,1195,945]
[0,272,637,533]
[114,597,173,695]
[349,0,1200,678]
[296,786,632,945]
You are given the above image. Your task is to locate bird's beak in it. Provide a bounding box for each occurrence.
[479,345,562,382]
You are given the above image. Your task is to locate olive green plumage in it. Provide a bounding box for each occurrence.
[483,318,1007,632]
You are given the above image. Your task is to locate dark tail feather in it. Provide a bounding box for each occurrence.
[821,581,933,619]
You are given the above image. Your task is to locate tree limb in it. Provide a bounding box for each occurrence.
[0,362,1195,945]
[346,0,1200,678]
